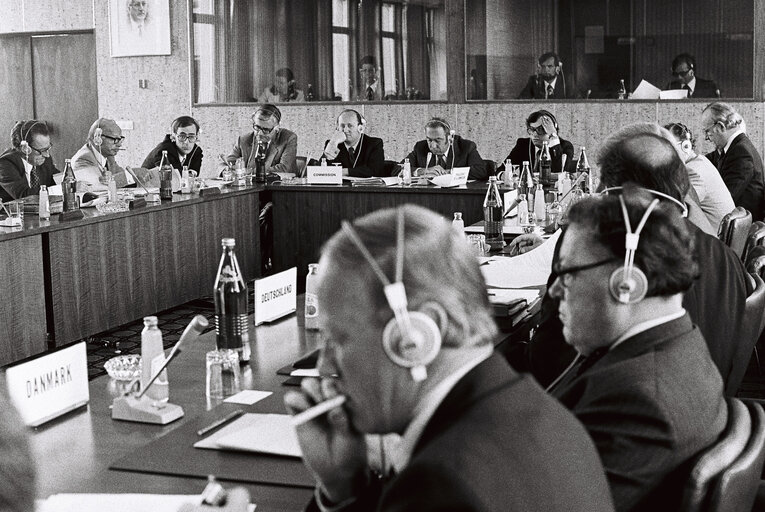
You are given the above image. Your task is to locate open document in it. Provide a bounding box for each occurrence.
[481,230,559,288]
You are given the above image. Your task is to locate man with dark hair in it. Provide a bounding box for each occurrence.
[548,187,727,512]
[497,110,575,176]
[518,52,569,99]
[403,117,488,180]
[258,67,304,103]
[702,101,765,220]
[664,53,719,98]
[0,120,58,201]
[522,129,748,398]
[321,109,386,177]
[284,204,615,512]
[142,116,204,173]
[222,104,298,175]
[357,55,382,101]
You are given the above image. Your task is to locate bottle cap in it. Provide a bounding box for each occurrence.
[143,316,158,326]
[453,212,462,220]
[308,263,319,273]
[221,238,236,248]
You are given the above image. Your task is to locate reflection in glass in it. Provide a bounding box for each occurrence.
[191,0,446,104]
[468,0,754,100]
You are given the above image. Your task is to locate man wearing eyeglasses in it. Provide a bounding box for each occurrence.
[71,118,153,190]
[497,110,574,177]
[663,53,719,99]
[547,185,726,512]
[222,104,297,175]
[701,102,765,221]
[0,120,59,202]
[142,116,204,174]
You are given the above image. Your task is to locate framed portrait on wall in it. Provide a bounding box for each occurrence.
[109,0,171,57]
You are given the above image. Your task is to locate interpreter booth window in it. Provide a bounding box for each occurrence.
[191,0,447,104]
[466,0,754,101]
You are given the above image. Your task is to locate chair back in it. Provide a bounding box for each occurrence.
[706,400,765,512]
[718,207,753,259]
[726,273,765,395]
[743,221,765,263]
[681,397,751,512]
[746,246,765,276]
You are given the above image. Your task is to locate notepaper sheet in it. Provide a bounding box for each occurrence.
[36,494,256,512]
[481,230,560,288]
[195,413,302,458]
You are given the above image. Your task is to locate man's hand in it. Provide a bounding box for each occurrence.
[131,166,160,188]
[505,233,544,256]
[284,378,368,504]
[417,165,448,178]
[177,487,251,512]
[540,115,558,137]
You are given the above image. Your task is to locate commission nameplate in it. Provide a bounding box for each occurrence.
[307,166,343,185]
[254,267,297,325]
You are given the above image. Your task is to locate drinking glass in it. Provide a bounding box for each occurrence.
[206,349,242,399]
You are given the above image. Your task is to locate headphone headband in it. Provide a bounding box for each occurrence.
[426,117,453,135]
[600,186,688,218]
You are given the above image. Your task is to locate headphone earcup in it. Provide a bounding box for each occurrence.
[93,127,103,146]
[609,266,648,304]
[19,141,30,156]
[382,311,442,370]
[681,140,692,152]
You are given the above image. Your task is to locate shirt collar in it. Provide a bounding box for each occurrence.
[610,309,686,351]
[88,142,107,166]
[544,76,558,88]
[344,134,363,152]
[388,346,493,473]
[724,128,746,154]
[130,18,145,31]
[686,76,697,93]
[22,157,32,177]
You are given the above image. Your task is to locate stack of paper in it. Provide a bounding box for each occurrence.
[194,413,302,458]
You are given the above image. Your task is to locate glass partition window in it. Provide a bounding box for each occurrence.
[191,0,447,104]
[467,0,754,100]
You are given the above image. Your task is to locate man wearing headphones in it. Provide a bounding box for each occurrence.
[222,105,297,175]
[518,52,569,99]
[321,110,386,178]
[404,118,488,181]
[664,53,719,99]
[71,118,154,190]
[701,102,765,221]
[143,116,204,174]
[0,120,58,202]
[284,205,615,512]
[497,110,574,176]
[665,122,734,230]
[547,186,726,512]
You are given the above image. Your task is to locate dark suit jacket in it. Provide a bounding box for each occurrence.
[142,135,204,173]
[498,137,575,175]
[714,133,765,220]
[404,135,488,180]
[0,148,58,202]
[309,353,615,512]
[551,315,727,512]
[518,74,570,99]
[520,221,749,395]
[223,128,298,174]
[323,134,386,178]
[664,77,719,99]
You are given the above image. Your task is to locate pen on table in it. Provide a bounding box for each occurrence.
[197,409,245,436]
[290,395,347,426]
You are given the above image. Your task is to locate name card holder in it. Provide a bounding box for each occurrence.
[253,267,297,325]
[200,187,222,196]
[128,198,146,209]
[5,342,89,427]
[58,210,85,221]
[306,166,343,185]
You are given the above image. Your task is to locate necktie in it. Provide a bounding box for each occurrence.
[366,87,374,100]
[717,149,725,170]
[683,84,691,97]
[348,146,356,162]
[546,84,554,98]
[30,167,40,188]
[437,155,446,168]
[548,347,609,394]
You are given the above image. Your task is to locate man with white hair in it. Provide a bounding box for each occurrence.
[702,102,765,220]
[284,204,615,512]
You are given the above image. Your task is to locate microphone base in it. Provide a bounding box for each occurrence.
[111,394,184,425]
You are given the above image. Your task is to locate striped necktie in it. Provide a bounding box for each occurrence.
[30,167,40,188]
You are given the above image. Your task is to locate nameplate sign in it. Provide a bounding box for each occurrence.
[5,342,89,427]
[306,166,343,185]
[429,167,469,188]
[253,267,297,325]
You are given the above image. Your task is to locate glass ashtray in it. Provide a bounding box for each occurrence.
[96,200,130,214]
[104,354,142,381]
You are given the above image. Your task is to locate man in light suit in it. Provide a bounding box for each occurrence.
[404,117,488,180]
[283,204,615,512]
[71,118,155,191]
[702,102,765,220]
[547,187,727,512]
[222,104,298,175]
[664,53,719,99]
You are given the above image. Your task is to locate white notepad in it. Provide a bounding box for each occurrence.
[194,413,302,458]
